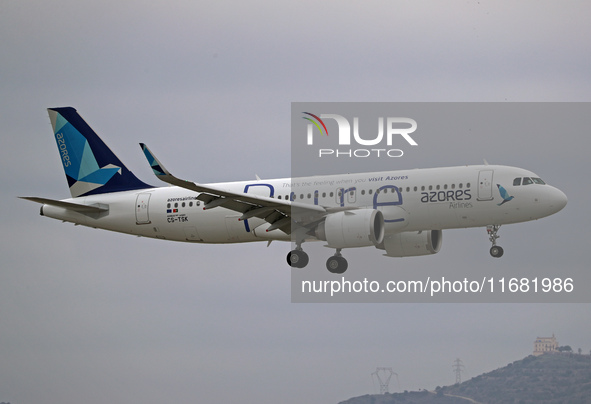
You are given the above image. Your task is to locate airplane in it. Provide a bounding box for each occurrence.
[21,107,568,274]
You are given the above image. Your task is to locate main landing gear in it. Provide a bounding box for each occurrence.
[287,248,309,268]
[287,245,349,273]
[487,225,504,258]
[325,249,348,274]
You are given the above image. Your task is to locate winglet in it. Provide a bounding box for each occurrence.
[140,143,171,177]
[139,143,192,190]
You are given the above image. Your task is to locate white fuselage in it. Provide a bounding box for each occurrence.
[40,165,567,245]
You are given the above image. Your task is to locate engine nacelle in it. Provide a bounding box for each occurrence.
[316,209,385,248]
[380,230,442,257]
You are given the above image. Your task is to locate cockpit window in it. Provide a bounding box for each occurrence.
[513,177,546,186]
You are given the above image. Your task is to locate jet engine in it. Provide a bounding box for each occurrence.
[379,230,442,257]
[315,209,385,248]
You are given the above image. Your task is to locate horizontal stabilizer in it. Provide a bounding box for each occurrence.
[19,196,109,213]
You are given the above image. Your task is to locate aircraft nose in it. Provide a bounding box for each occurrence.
[548,187,568,213]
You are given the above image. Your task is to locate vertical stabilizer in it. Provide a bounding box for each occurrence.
[48,107,152,197]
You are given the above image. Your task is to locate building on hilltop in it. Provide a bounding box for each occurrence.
[533,334,558,356]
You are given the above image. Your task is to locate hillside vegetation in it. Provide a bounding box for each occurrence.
[340,353,591,404]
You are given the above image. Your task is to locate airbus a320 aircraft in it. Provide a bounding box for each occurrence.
[22,107,568,273]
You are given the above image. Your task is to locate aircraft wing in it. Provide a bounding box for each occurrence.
[139,143,326,234]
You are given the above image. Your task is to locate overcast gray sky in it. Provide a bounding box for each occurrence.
[2,1,591,403]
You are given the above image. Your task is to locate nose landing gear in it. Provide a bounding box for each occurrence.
[487,225,504,258]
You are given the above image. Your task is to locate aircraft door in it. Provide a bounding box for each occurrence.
[477,170,494,201]
[135,193,151,224]
[347,188,356,204]
[336,188,344,205]
[335,187,356,206]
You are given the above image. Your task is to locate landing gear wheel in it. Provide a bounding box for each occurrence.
[486,225,504,258]
[326,256,348,274]
[287,250,309,268]
[490,245,504,258]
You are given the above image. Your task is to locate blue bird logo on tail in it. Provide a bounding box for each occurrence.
[48,107,152,197]
[496,184,514,206]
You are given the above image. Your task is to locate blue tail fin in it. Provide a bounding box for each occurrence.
[48,107,152,197]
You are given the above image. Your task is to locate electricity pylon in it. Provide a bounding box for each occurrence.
[452,358,465,384]
[371,367,399,394]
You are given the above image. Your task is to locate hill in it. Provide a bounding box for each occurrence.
[339,353,591,404]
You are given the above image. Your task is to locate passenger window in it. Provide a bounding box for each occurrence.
[513,178,521,186]
[523,177,533,185]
